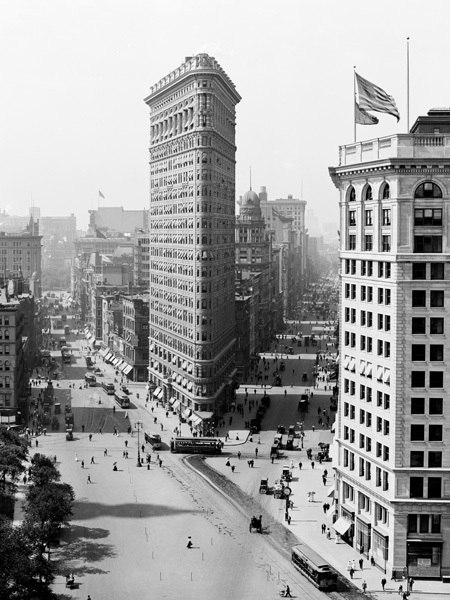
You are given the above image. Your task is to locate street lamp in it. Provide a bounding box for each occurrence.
[135,420,143,467]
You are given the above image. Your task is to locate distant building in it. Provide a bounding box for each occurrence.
[0,231,42,298]
[88,207,148,236]
[0,289,36,424]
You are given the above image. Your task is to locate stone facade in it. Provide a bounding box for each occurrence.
[329,109,450,580]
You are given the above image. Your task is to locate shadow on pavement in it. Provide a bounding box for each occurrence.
[53,525,115,576]
[73,498,203,521]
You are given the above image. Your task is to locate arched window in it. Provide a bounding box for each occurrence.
[415,182,442,198]
[348,186,356,202]
[381,183,390,199]
[365,185,373,201]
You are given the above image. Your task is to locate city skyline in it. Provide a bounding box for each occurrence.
[2,1,450,228]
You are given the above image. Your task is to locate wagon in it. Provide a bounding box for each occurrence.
[259,478,269,494]
[249,515,262,533]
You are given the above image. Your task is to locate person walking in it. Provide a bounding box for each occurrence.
[81,460,84,469]
[104,448,107,457]
[321,523,326,534]
[284,584,292,597]
[91,456,95,464]
[255,448,258,457]
[409,578,414,591]
[359,558,363,570]
[87,475,92,484]
[398,584,403,595]
[352,559,356,571]
[349,567,355,579]
[89,434,92,441]
[362,580,367,593]
[381,578,387,591]
[187,536,193,548]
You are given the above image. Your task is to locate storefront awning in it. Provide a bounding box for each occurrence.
[191,415,202,426]
[187,381,193,391]
[104,352,113,362]
[333,517,352,536]
[124,364,133,375]
[327,487,335,498]
[119,362,129,372]
[172,399,181,410]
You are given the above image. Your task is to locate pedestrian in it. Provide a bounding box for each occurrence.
[91,456,95,464]
[124,411,128,419]
[398,584,403,595]
[237,451,241,459]
[349,567,354,579]
[89,434,92,441]
[141,444,145,454]
[284,584,292,598]
[99,427,102,434]
[299,462,302,469]
[362,580,367,593]
[370,555,376,567]
[322,475,327,486]
[104,448,107,456]
[158,458,162,467]
[409,578,414,591]
[381,578,387,591]
[125,440,128,447]
[187,536,193,548]
[347,560,352,572]
[231,465,235,472]
[321,523,326,534]
[323,503,327,514]
[352,559,356,570]
[326,528,331,539]
[359,558,363,570]
[87,596,92,600]
[255,448,258,457]
[113,405,115,414]
[87,475,91,484]
[311,461,315,469]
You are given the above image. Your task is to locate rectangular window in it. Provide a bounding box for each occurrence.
[420,515,429,533]
[349,210,356,226]
[428,477,441,499]
[345,283,350,298]
[385,315,391,331]
[414,236,442,253]
[410,477,424,498]
[410,424,425,441]
[408,515,418,533]
[367,312,373,327]
[361,260,367,276]
[351,284,356,299]
[430,263,444,280]
[377,391,382,407]
[411,397,425,414]
[431,515,441,533]
[429,424,443,441]
[412,317,426,334]
[361,310,366,326]
[429,397,443,414]
[412,290,426,307]
[385,263,391,278]
[429,371,443,388]
[384,393,390,410]
[378,262,384,278]
[430,290,444,307]
[412,263,427,280]
[351,333,356,348]
[411,345,426,361]
[361,286,366,301]
[385,289,391,305]
[382,209,391,226]
[367,387,372,403]
[430,318,444,334]
[384,342,390,358]
[345,307,350,322]
[351,308,356,323]
[428,451,442,468]
[368,286,373,302]
[360,335,366,350]
[365,235,373,251]
[351,260,356,274]
[410,451,424,467]
[411,371,426,387]
[368,261,373,276]
[430,345,444,361]
[365,210,373,226]
[414,208,442,226]
[377,314,383,330]
[377,340,383,356]
[367,337,372,352]
[349,235,356,250]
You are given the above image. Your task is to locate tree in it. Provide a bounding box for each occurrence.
[24,482,75,547]
[28,453,61,487]
[0,427,28,493]
[0,523,56,599]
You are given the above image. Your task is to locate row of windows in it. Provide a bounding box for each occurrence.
[410,424,443,442]
[345,284,392,304]
[412,290,444,307]
[412,262,445,280]
[410,476,442,498]
[411,371,444,388]
[411,345,444,362]
[347,182,442,203]
[348,234,391,252]
[411,317,444,334]
[411,397,443,414]
[408,514,441,534]
[345,309,391,331]
[348,208,391,227]
[410,451,442,468]
[343,450,389,490]
[344,333,391,359]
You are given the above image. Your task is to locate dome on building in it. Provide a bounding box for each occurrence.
[241,189,260,207]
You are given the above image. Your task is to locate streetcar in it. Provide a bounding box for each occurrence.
[84,373,97,387]
[102,381,115,395]
[144,430,162,449]
[114,391,130,408]
[170,437,222,454]
[291,544,337,590]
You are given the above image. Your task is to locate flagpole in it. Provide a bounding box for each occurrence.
[354,66,357,143]
[406,37,410,132]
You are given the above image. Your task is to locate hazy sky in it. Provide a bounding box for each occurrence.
[2,0,450,230]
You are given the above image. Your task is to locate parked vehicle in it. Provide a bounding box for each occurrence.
[259,478,269,494]
[249,515,262,533]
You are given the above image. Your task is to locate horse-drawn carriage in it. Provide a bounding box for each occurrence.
[249,515,262,533]
[259,478,269,494]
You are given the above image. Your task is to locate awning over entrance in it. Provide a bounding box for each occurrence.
[104,352,113,362]
[333,517,352,536]
[123,364,133,376]
[327,487,335,498]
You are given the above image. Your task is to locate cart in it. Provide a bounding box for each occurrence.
[259,478,269,494]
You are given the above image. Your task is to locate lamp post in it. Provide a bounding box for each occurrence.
[135,420,142,467]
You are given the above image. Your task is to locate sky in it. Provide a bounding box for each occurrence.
[2,0,450,231]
